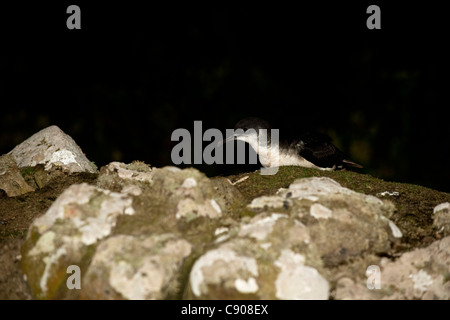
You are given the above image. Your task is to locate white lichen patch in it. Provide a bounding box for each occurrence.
[276,249,305,265]
[278,177,385,207]
[274,249,329,300]
[214,227,230,243]
[290,220,311,244]
[30,183,135,248]
[109,258,165,300]
[214,227,229,236]
[32,183,94,234]
[190,248,259,297]
[239,213,288,241]
[234,277,259,294]
[410,269,434,298]
[72,190,135,246]
[434,202,450,214]
[248,196,289,210]
[214,234,230,243]
[40,247,67,294]
[28,231,56,256]
[160,238,192,257]
[278,177,355,199]
[45,149,80,171]
[175,198,223,220]
[181,177,197,188]
[121,184,142,196]
[309,203,333,219]
[124,206,135,215]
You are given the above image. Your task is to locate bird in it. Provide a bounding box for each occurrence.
[221,117,363,170]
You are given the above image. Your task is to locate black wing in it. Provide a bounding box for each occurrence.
[293,132,347,168]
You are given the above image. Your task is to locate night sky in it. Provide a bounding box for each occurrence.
[1,2,449,191]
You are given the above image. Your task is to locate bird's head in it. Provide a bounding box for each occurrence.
[220,117,272,146]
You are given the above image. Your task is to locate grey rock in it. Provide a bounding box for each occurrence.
[187,176,401,299]
[96,161,154,193]
[82,234,192,300]
[21,183,135,299]
[274,249,329,300]
[8,125,96,173]
[21,165,448,300]
[187,212,329,299]
[335,236,450,300]
[252,177,399,267]
[433,202,450,236]
[0,154,35,197]
[188,243,262,299]
[21,163,244,299]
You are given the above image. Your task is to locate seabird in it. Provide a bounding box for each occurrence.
[222,117,363,170]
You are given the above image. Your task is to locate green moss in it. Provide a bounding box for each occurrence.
[0,229,27,240]
[20,166,36,178]
[127,160,151,172]
[443,271,450,284]
[89,161,98,172]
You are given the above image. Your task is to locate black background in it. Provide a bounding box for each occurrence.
[1,2,449,191]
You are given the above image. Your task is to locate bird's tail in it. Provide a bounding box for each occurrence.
[342,159,363,169]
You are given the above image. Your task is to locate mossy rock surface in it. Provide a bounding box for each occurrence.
[227,166,450,251]
[1,163,450,299]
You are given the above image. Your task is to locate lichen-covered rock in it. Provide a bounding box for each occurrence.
[186,176,402,299]
[8,125,97,174]
[21,183,135,299]
[433,202,450,236]
[97,164,244,223]
[274,249,329,300]
[110,165,245,244]
[0,154,35,197]
[22,160,450,301]
[187,230,329,300]
[96,161,154,193]
[253,177,399,267]
[13,162,450,300]
[335,236,450,300]
[188,244,261,299]
[149,166,242,219]
[82,234,192,300]
[21,163,245,299]
[186,209,315,299]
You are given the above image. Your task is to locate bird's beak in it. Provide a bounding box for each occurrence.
[217,133,238,147]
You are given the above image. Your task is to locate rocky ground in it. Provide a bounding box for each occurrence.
[1,126,449,299]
